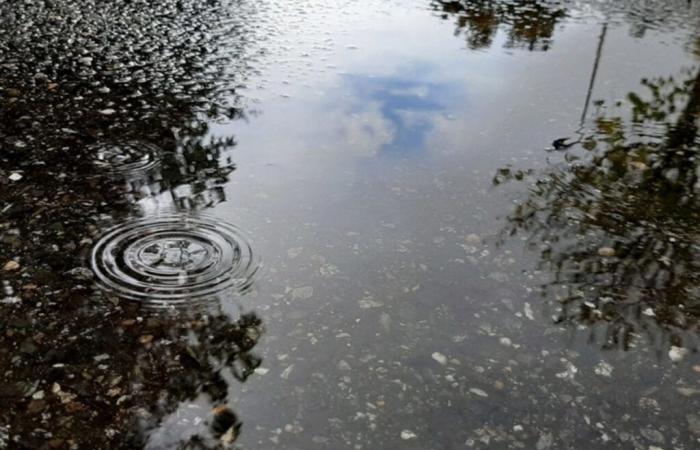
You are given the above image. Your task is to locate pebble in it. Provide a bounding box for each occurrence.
[536,432,553,450]
[98,108,117,115]
[431,352,448,365]
[677,387,700,397]
[3,260,20,271]
[594,361,613,377]
[292,286,313,299]
[9,172,23,181]
[641,427,664,444]
[66,267,94,281]
[400,430,417,440]
[465,234,481,245]
[687,414,700,435]
[469,388,488,397]
[668,346,688,363]
[597,247,616,257]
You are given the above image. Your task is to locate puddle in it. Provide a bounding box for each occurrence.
[2,0,700,449]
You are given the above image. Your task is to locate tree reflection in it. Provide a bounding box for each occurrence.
[495,67,700,349]
[432,0,567,51]
[0,1,260,448]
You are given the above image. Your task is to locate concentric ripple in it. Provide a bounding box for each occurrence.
[91,141,161,173]
[91,215,259,306]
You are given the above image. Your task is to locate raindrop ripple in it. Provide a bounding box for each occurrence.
[91,215,259,306]
[91,141,161,174]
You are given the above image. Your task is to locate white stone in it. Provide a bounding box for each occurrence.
[669,346,689,363]
[400,430,417,440]
[431,352,448,365]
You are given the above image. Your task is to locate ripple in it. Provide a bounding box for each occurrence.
[91,141,161,174]
[91,215,259,306]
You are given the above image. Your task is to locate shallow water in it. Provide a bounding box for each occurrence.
[1,0,700,449]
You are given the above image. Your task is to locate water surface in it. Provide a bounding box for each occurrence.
[1,0,700,449]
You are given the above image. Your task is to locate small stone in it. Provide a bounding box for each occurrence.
[27,399,46,414]
[3,260,20,271]
[669,346,688,363]
[493,380,505,390]
[641,427,664,444]
[594,361,613,377]
[139,335,154,345]
[469,388,488,397]
[48,439,64,449]
[536,432,553,450]
[32,390,45,400]
[687,414,700,435]
[400,430,417,440]
[9,172,22,181]
[121,319,136,327]
[99,108,116,115]
[431,352,448,365]
[597,247,616,257]
[465,234,481,245]
[693,365,700,373]
[66,267,94,281]
[221,425,238,444]
[107,388,121,397]
[677,387,700,397]
[292,286,313,300]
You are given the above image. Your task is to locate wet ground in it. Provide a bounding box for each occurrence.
[2,0,700,449]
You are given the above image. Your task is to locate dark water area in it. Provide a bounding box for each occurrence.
[1,0,700,449]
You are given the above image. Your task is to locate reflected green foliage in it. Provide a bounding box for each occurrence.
[432,0,567,51]
[496,68,700,349]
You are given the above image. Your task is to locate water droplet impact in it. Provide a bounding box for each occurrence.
[90,215,259,306]
[92,141,161,174]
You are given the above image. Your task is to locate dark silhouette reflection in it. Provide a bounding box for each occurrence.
[0,0,260,448]
[495,67,700,349]
[431,0,567,51]
[3,300,263,450]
